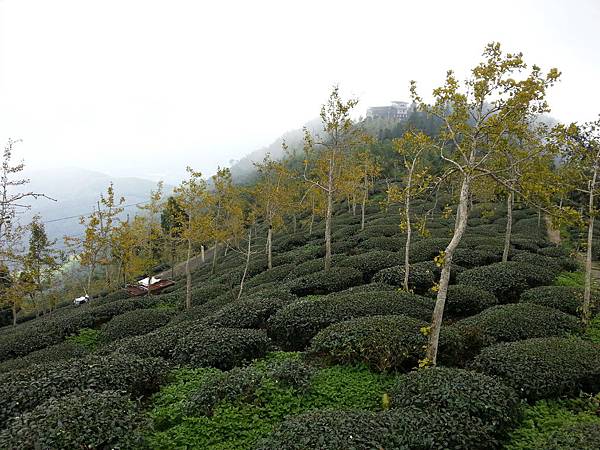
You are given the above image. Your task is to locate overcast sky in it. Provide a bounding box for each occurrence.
[1,0,599,184]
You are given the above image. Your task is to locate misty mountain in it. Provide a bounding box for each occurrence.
[228,117,323,184]
[19,168,172,247]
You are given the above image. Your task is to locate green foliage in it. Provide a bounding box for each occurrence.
[0,353,169,427]
[0,390,148,449]
[337,250,403,280]
[586,315,600,343]
[506,396,600,450]
[285,267,363,296]
[443,284,498,318]
[99,308,173,342]
[203,294,296,329]
[458,303,581,344]
[145,356,393,450]
[520,285,588,315]
[0,341,88,373]
[308,315,427,371]
[267,290,434,350]
[65,327,101,351]
[554,271,585,287]
[469,337,600,400]
[457,261,552,302]
[390,368,520,444]
[372,261,439,293]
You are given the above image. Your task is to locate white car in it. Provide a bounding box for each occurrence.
[73,295,90,306]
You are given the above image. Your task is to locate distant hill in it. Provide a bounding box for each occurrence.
[19,168,173,247]
[228,118,323,184]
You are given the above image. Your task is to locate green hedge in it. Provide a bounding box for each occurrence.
[203,295,296,329]
[469,337,600,400]
[100,308,174,342]
[0,390,147,449]
[245,264,295,288]
[0,354,169,427]
[389,368,520,444]
[267,290,434,350]
[285,267,363,296]
[172,327,271,369]
[337,250,404,280]
[372,261,438,293]
[457,262,550,302]
[443,285,498,318]
[409,238,450,262]
[308,315,427,371]
[0,341,88,374]
[520,285,588,316]
[457,303,580,344]
[359,236,406,252]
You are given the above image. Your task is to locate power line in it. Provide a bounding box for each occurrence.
[42,201,150,225]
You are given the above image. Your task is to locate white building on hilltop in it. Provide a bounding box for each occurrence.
[366,100,409,120]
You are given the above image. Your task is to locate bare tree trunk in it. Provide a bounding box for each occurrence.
[403,193,412,292]
[361,171,368,231]
[583,169,597,326]
[502,191,513,263]
[12,303,17,327]
[426,176,471,366]
[238,228,252,299]
[185,237,192,309]
[267,225,273,270]
[211,240,218,274]
[201,245,205,263]
[352,194,357,216]
[309,200,315,235]
[324,163,334,271]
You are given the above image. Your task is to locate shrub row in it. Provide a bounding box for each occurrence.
[285,267,363,296]
[267,290,434,350]
[100,308,174,342]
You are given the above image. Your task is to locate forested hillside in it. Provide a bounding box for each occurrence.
[0,42,599,449]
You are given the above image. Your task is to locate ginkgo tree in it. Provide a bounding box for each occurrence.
[253,155,296,269]
[174,167,210,310]
[556,116,600,325]
[411,42,561,366]
[303,86,366,270]
[387,130,434,291]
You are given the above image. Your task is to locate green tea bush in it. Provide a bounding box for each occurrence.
[469,337,600,400]
[457,262,534,302]
[245,264,295,288]
[100,308,174,342]
[511,252,563,273]
[285,267,363,296]
[0,390,147,449]
[538,245,570,258]
[520,285,587,316]
[443,284,498,318]
[409,238,450,262]
[457,303,580,344]
[0,341,88,373]
[372,261,438,293]
[203,295,296,329]
[267,290,434,350]
[308,315,427,371]
[337,250,404,280]
[0,353,169,427]
[389,368,520,442]
[173,327,271,369]
[282,256,344,281]
[452,248,501,268]
[359,236,405,252]
[188,283,230,307]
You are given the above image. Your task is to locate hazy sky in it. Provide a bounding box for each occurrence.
[1,0,599,184]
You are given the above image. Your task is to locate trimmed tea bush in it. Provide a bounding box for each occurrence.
[360,236,405,252]
[469,337,600,400]
[533,422,600,449]
[337,250,403,280]
[308,315,427,371]
[409,238,450,262]
[520,285,587,316]
[457,262,533,302]
[0,390,147,449]
[100,308,174,342]
[443,285,498,318]
[389,368,520,442]
[286,267,363,296]
[538,245,570,258]
[267,290,434,350]
[0,341,88,373]
[372,261,438,293]
[457,303,580,344]
[203,295,296,329]
[452,248,501,268]
[0,353,169,427]
[173,327,271,369]
[245,264,295,288]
